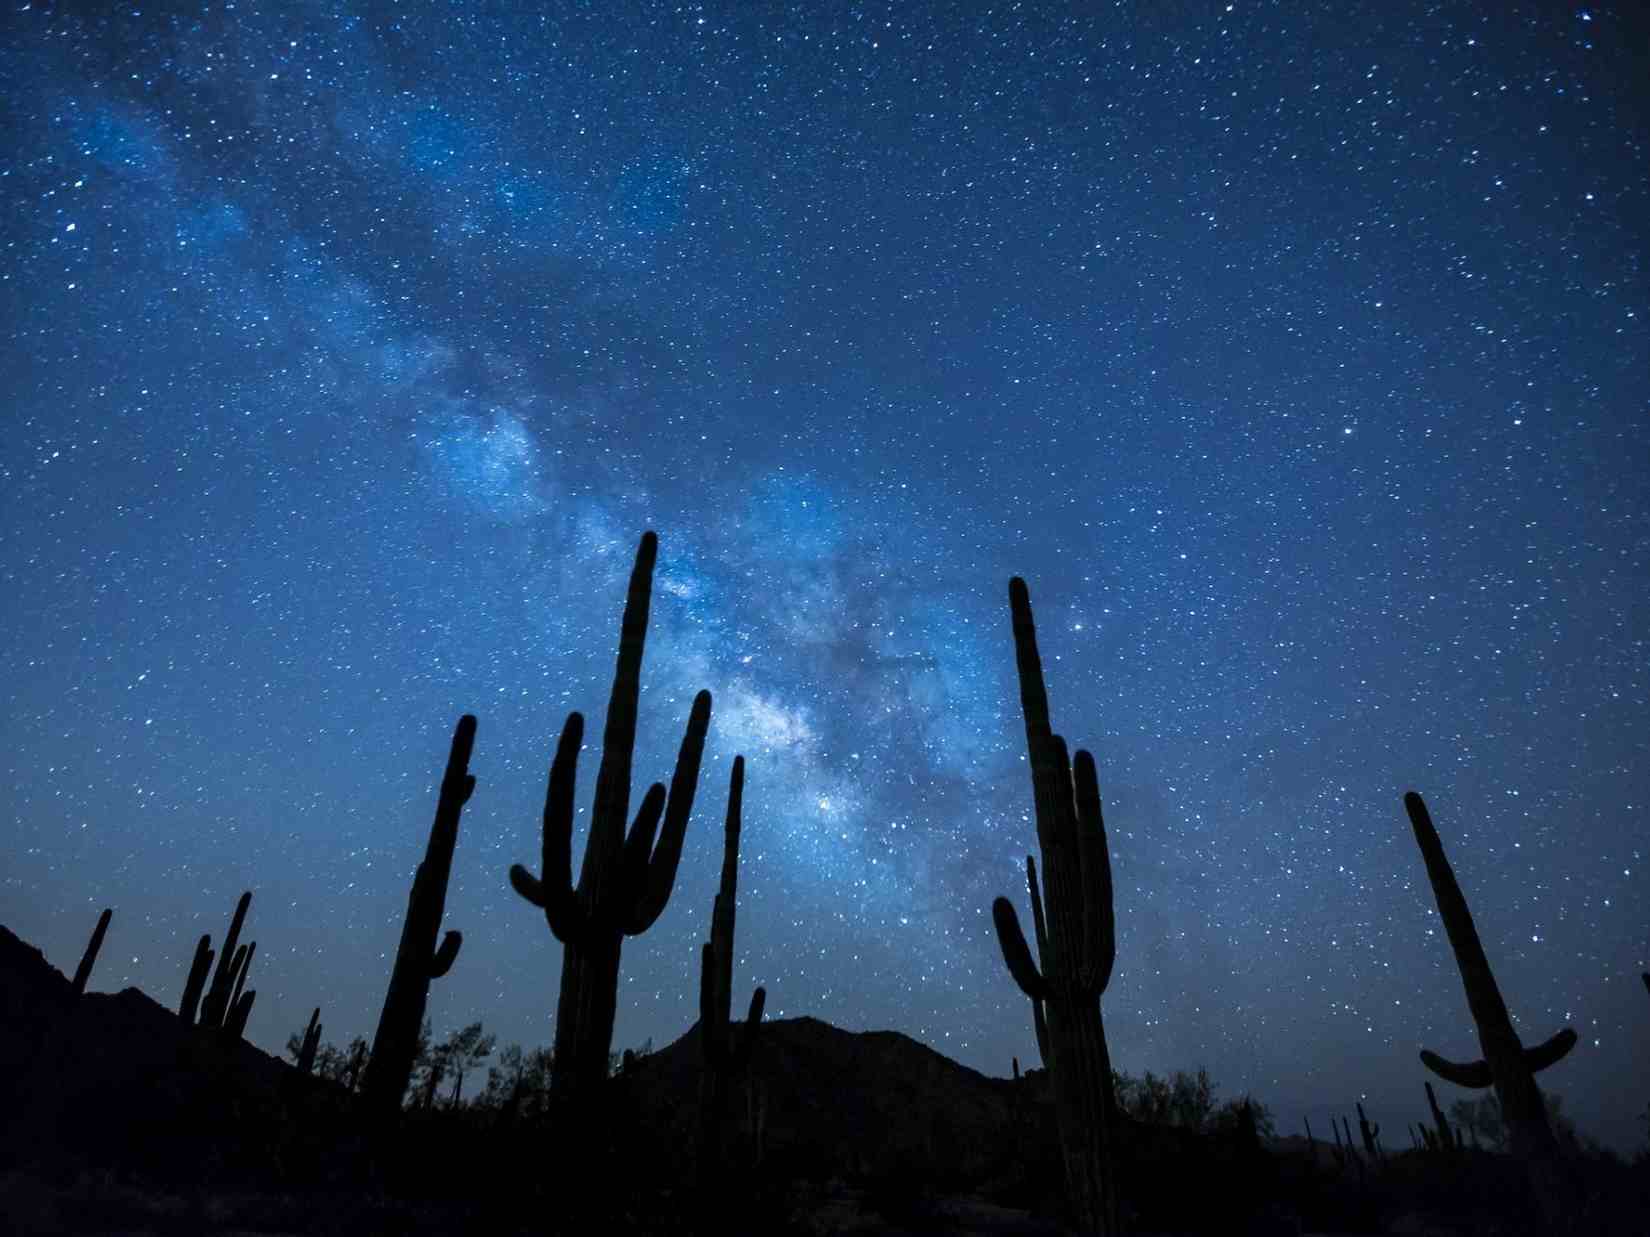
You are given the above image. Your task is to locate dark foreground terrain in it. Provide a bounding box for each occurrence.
[2,924,1643,1236]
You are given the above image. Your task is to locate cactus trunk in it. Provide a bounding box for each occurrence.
[297,1008,322,1075]
[71,908,112,997]
[698,757,766,1198]
[363,714,477,1119]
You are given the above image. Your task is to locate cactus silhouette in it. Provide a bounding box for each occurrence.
[296,1008,323,1075]
[511,531,713,1101]
[1424,1080,1456,1151]
[1404,791,1579,1223]
[362,714,477,1117]
[699,756,766,1193]
[199,892,251,1029]
[229,940,256,1014]
[1356,1100,1381,1161]
[225,988,256,1039]
[991,577,1120,1235]
[1023,855,1052,1069]
[179,934,214,1024]
[71,908,111,997]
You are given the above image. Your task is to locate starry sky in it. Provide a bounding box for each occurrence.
[3,1,1647,1151]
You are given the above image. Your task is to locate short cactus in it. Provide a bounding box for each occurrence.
[71,908,111,997]
[991,577,1120,1235]
[1424,1080,1456,1152]
[225,988,256,1039]
[296,1008,323,1075]
[362,714,477,1118]
[1356,1100,1382,1161]
[511,531,713,1101]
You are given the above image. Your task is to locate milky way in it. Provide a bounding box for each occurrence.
[3,2,1646,1150]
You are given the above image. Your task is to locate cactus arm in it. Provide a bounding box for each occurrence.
[226,989,256,1039]
[1071,750,1116,992]
[1421,1027,1577,1090]
[1025,857,1052,1066]
[1420,1048,1493,1090]
[230,941,256,1011]
[72,908,112,996]
[180,935,213,1024]
[511,712,589,939]
[624,689,713,934]
[1523,1027,1577,1072]
[620,783,669,893]
[993,897,1051,1001]
[430,930,462,978]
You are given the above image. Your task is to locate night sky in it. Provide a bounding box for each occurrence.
[3,2,1646,1151]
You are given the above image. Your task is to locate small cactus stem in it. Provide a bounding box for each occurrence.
[509,532,713,1104]
[363,714,477,1120]
[297,1008,322,1075]
[200,892,252,1029]
[179,935,213,1025]
[1424,1080,1455,1151]
[71,908,112,996]
[1405,791,1578,1220]
[225,988,255,1039]
[229,940,256,1013]
[1013,1056,1021,1082]
[991,577,1120,1236]
[1357,1101,1380,1159]
[1303,1116,1314,1147]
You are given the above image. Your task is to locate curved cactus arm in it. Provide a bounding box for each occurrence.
[72,908,113,996]
[623,689,713,934]
[1523,1027,1577,1072]
[993,897,1051,1001]
[430,930,462,978]
[1420,1049,1492,1089]
[511,712,589,941]
[1071,749,1116,993]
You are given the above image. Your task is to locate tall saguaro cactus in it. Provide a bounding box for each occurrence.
[699,756,767,1190]
[1403,791,1578,1222]
[199,892,252,1029]
[511,531,713,1101]
[362,714,477,1118]
[71,908,112,996]
[991,577,1120,1235]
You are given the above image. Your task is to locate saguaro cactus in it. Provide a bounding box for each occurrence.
[297,1008,323,1075]
[199,892,252,1029]
[1356,1101,1382,1161]
[1424,1080,1456,1151]
[1404,791,1578,1221]
[991,577,1120,1235]
[226,988,256,1039]
[511,531,713,1102]
[362,714,477,1118]
[699,757,767,1188]
[179,934,214,1024]
[71,908,112,996]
